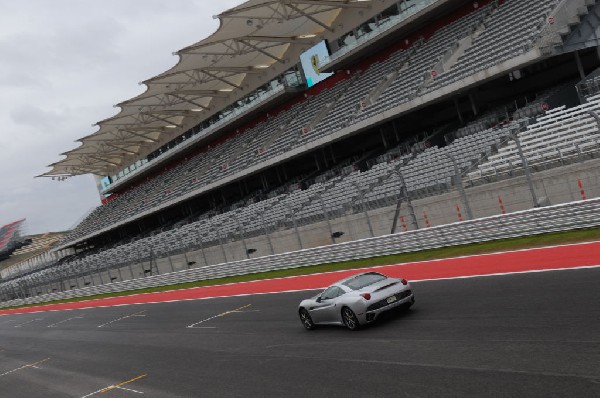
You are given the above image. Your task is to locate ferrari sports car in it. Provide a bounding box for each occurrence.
[298,272,415,330]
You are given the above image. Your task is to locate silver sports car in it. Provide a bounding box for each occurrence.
[298,271,415,330]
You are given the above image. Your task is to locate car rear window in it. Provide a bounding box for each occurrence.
[342,272,386,290]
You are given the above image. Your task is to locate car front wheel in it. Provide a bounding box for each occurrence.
[342,307,360,331]
[299,308,315,330]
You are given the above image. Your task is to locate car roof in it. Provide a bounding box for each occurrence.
[335,271,387,285]
[326,283,348,291]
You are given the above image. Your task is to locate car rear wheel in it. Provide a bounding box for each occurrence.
[342,307,360,331]
[299,308,315,330]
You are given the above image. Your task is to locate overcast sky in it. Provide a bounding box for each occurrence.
[0,0,240,235]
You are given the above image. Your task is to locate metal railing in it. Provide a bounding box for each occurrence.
[576,68,600,102]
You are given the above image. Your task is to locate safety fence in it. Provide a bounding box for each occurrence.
[1,198,599,308]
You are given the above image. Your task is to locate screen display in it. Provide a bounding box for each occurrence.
[300,41,334,88]
[100,176,111,190]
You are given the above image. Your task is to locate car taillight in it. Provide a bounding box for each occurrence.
[401,279,408,285]
[361,293,371,300]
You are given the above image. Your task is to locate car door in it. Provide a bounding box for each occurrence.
[311,286,345,324]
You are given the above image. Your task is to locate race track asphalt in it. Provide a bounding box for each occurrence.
[0,267,598,398]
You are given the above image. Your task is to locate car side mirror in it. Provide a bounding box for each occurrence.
[316,296,322,303]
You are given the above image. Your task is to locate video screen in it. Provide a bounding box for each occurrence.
[300,41,334,87]
[100,176,111,190]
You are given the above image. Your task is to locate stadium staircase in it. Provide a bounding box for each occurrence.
[537,0,599,55]
[303,72,362,134]
[362,51,412,107]
[419,4,495,94]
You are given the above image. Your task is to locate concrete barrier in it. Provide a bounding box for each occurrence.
[1,198,599,308]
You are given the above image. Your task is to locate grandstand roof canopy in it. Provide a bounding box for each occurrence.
[41,0,383,178]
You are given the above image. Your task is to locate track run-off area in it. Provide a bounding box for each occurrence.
[1,240,599,315]
[0,242,599,397]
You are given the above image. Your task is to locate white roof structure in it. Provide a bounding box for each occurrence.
[42,0,397,178]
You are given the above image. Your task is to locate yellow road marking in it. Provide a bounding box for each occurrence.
[99,374,147,394]
[219,304,252,317]
[29,358,50,367]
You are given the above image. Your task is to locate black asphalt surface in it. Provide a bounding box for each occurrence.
[0,267,599,398]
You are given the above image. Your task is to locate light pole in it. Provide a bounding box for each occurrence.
[196,231,209,267]
[511,128,539,207]
[233,214,250,259]
[285,202,303,250]
[317,194,336,244]
[260,210,275,255]
[442,152,473,220]
[391,167,419,233]
[213,225,228,263]
[352,181,374,237]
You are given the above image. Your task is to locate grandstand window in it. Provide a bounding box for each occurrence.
[327,0,435,65]
[356,22,374,39]
[283,69,302,87]
[380,1,402,22]
[340,32,357,47]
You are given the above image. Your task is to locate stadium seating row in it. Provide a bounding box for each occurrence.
[468,95,600,180]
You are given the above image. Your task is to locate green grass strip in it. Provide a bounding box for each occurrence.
[3,227,600,311]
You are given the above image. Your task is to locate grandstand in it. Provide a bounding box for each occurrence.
[0,232,65,271]
[0,220,28,262]
[3,0,600,301]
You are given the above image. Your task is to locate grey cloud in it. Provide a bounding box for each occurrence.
[0,0,240,234]
[0,72,51,89]
[9,105,68,129]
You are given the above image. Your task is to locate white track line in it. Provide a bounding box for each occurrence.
[47,315,85,328]
[8,265,600,315]
[411,264,600,283]
[0,358,50,377]
[97,310,146,328]
[5,258,600,316]
[14,318,43,328]
[138,264,600,305]
[116,386,143,394]
[187,304,252,328]
[80,387,106,398]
